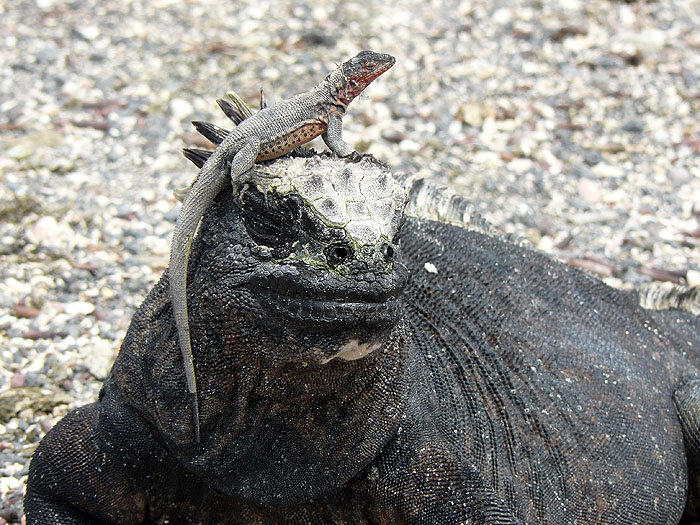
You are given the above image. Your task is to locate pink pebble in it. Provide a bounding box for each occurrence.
[10,371,25,388]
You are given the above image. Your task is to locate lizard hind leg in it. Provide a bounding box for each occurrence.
[229,137,262,191]
[673,377,700,519]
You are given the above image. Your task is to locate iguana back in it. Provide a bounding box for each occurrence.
[398,216,695,522]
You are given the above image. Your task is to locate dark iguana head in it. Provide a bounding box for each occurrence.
[328,50,395,107]
[189,156,408,365]
[118,156,410,502]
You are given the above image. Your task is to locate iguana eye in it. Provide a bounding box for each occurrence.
[324,242,354,267]
[240,189,301,248]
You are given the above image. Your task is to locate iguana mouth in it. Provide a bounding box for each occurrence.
[247,273,405,324]
[256,288,402,324]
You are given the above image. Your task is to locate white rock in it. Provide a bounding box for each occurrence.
[26,216,75,248]
[592,163,625,179]
[77,25,100,40]
[493,7,511,25]
[616,29,666,54]
[170,98,194,122]
[0,476,20,492]
[578,179,602,203]
[83,339,117,380]
[687,270,700,287]
[460,103,485,127]
[64,301,95,316]
[424,262,438,274]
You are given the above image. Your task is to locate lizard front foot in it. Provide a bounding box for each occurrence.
[345,151,390,169]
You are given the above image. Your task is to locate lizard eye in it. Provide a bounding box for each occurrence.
[240,189,301,249]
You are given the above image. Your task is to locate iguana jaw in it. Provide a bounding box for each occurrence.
[246,260,406,327]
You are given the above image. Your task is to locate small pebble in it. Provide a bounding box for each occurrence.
[577,179,602,204]
[583,150,602,167]
[9,372,24,389]
[621,118,644,133]
[40,418,55,433]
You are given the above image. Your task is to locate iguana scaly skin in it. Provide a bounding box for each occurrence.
[170,51,394,441]
[24,151,700,523]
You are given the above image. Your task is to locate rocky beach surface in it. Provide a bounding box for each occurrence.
[1,0,699,521]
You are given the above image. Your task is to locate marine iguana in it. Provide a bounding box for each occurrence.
[25,108,700,524]
[170,50,395,441]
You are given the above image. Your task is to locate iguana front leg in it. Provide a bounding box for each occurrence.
[25,403,148,524]
[367,419,520,524]
[170,137,260,442]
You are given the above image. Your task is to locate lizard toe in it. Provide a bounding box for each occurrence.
[345,151,389,168]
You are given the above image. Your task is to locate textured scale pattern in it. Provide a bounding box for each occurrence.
[255,121,327,161]
[25,158,700,524]
[253,156,406,247]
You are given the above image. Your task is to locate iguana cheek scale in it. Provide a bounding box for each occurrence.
[169,51,395,442]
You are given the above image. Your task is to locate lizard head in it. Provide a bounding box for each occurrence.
[189,156,408,365]
[330,50,395,107]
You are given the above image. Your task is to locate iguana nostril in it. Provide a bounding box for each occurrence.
[383,244,394,261]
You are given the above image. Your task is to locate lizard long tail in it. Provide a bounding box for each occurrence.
[169,148,229,443]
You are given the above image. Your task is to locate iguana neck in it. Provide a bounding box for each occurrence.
[115,265,410,506]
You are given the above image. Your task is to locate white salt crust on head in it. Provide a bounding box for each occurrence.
[254,156,407,247]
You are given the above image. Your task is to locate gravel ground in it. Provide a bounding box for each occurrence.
[1,0,699,521]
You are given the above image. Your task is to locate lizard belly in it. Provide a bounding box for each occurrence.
[256,122,327,161]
